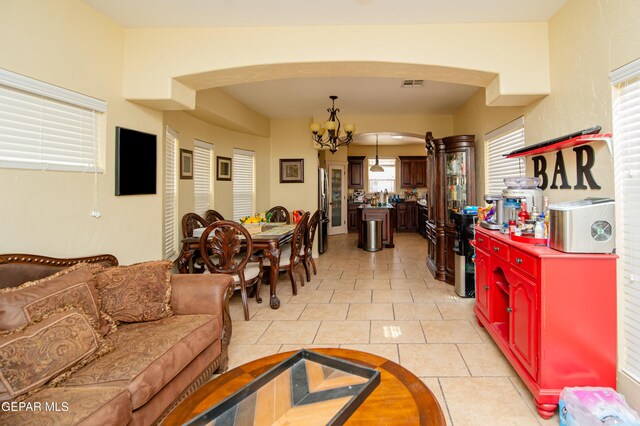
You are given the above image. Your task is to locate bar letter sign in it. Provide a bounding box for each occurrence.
[531,145,601,191]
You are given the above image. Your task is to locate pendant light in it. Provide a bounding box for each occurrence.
[370,135,384,172]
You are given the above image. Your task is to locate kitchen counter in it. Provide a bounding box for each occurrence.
[358,203,393,209]
[356,204,395,249]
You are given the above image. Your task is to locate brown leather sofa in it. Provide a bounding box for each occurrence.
[0,253,234,425]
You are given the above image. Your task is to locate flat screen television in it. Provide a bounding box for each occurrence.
[115,127,157,195]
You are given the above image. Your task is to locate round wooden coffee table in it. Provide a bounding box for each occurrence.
[165,348,445,425]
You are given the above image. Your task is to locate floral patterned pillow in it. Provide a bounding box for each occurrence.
[0,264,115,336]
[0,307,112,401]
[94,260,173,323]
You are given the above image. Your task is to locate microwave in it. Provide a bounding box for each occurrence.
[549,198,615,254]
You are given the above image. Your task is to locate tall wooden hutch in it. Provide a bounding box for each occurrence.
[425,132,475,282]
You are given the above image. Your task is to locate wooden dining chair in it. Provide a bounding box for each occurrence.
[181,213,208,273]
[260,211,309,297]
[204,209,224,224]
[199,220,263,321]
[266,206,290,223]
[302,209,320,282]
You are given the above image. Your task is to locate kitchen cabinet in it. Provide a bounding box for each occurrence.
[399,156,427,188]
[425,133,475,282]
[356,206,395,248]
[395,202,418,232]
[395,203,407,231]
[347,203,359,231]
[474,227,617,419]
[348,156,365,189]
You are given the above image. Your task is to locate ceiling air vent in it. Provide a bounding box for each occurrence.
[402,79,424,88]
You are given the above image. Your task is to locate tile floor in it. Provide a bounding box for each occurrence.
[226,232,559,425]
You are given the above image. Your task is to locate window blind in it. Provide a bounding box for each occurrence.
[368,158,396,193]
[612,59,640,383]
[164,127,178,260]
[193,140,213,215]
[485,117,525,195]
[0,68,106,172]
[233,149,255,220]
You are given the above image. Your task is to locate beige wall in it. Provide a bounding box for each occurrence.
[269,120,320,214]
[122,23,550,111]
[452,0,640,407]
[453,90,525,203]
[163,111,271,221]
[0,0,164,264]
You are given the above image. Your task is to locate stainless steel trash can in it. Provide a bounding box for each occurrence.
[365,220,383,252]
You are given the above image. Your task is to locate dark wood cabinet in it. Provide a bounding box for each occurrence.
[418,204,427,237]
[396,203,407,231]
[444,223,457,284]
[399,156,427,188]
[395,202,418,232]
[347,203,359,231]
[425,132,475,283]
[357,207,395,248]
[347,156,365,189]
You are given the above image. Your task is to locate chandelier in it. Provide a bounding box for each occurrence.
[309,96,355,153]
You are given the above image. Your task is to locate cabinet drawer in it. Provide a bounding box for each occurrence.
[510,247,538,280]
[490,239,509,261]
[475,232,491,251]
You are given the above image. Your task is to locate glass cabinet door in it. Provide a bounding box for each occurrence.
[445,151,467,212]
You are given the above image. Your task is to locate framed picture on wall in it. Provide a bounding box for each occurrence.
[180,149,193,179]
[217,156,232,181]
[279,158,304,183]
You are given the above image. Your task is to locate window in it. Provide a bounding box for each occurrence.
[485,117,525,195]
[611,59,640,384]
[193,140,213,215]
[163,127,178,260]
[233,149,255,220]
[0,68,106,172]
[368,158,396,193]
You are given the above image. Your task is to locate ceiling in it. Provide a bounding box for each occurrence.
[83,0,567,28]
[83,0,567,144]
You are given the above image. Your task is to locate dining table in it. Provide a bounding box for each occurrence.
[178,223,296,309]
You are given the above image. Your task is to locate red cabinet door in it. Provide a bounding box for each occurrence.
[475,248,490,320]
[509,272,537,378]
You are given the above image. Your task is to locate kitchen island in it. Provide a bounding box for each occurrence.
[357,204,395,249]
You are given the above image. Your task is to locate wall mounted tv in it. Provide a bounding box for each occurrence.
[115,127,157,196]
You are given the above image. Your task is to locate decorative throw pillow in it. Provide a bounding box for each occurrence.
[0,264,115,336]
[93,260,173,323]
[0,307,112,401]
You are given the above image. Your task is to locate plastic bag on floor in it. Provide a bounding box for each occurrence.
[559,387,640,426]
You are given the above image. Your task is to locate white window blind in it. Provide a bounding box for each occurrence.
[485,117,525,195]
[233,149,255,220]
[368,158,396,193]
[164,127,178,260]
[193,140,213,215]
[612,59,640,383]
[0,68,106,172]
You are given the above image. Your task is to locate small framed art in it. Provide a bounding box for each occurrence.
[180,149,193,179]
[217,156,232,181]
[279,158,304,183]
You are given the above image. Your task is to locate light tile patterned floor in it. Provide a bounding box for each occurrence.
[226,233,559,425]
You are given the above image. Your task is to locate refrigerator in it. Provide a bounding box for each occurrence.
[317,168,329,254]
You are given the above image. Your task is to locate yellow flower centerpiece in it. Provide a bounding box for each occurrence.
[240,212,267,234]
